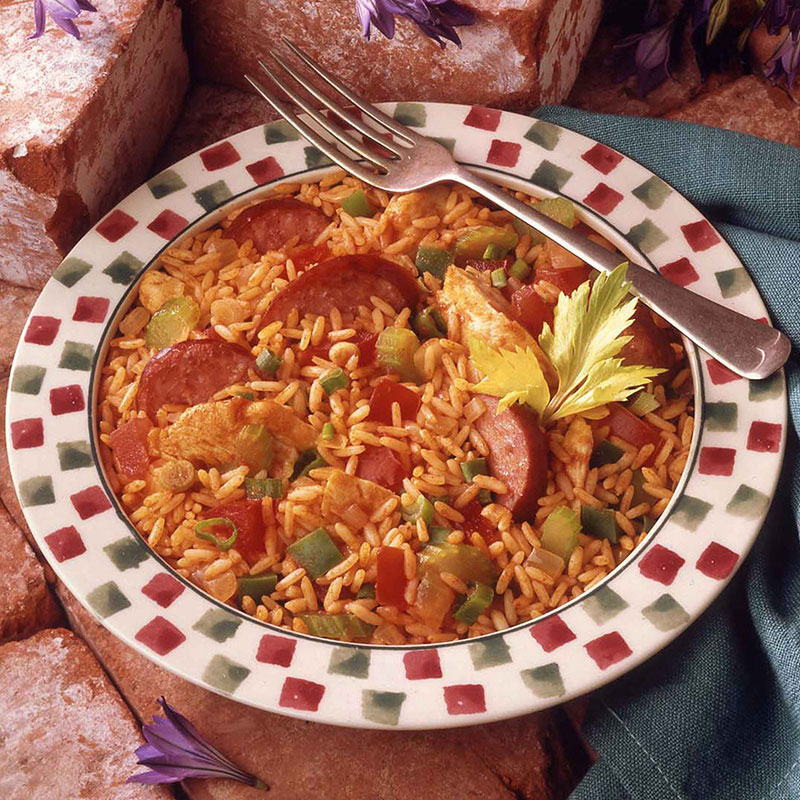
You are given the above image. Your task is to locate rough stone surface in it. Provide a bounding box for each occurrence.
[0,628,172,799]
[0,282,38,380]
[1,376,30,544]
[184,0,602,110]
[61,587,583,800]
[156,83,278,171]
[0,0,189,288]
[0,503,62,643]
[664,75,800,148]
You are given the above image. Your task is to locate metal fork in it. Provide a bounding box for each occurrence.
[245,39,790,380]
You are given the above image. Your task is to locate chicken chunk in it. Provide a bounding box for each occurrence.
[156,397,317,467]
[321,469,395,518]
[382,185,449,235]
[437,266,557,388]
[138,271,186,314]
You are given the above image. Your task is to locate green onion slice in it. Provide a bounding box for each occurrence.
[195,518,238,550]
[320,368,349,395]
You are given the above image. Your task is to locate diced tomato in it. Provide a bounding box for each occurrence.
[607,402,661,463]
[356,445,408,492]
[108,418,151,481]
[367,378,421,425]
[535,265,592,295]
[297,331,378,367]
[376,546,407,608]
[545,240,586,270]
[200,499,265,565]
[289,243,330,271]
[510,285,554,337]
[459,500,500,545]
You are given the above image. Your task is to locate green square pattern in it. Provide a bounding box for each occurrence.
[193,608,242,643]
[103,537,149,571]
[203,654,250,694]
[53,257,92,288]
[715,268,751,299]
[57,440,93,471]
[328,648,370,679]
[304,146,332,169]
[627,219,668,253]
[749,373,783,401]
[704,402,738,432]
[362,690,406,726]
[11,365,46,395]
[264,120,301,144]
[530,160,573,192]
[642,594,689,631]
[726,484,770,519]
[19,476,55,507]
[393,102,426,127]
[469,637,512,670]
[104,251,143,285]
[59,341,94,371]
[632,177,672,210]
[194,181,233,212]
[87,581,131,618]
[671,495,712,532]
[521,663,565,699]
[524,121,560,151]
[583,586,629,625]
[147,169,187,199]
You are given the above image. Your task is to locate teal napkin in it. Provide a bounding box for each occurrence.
[533,108,800,800]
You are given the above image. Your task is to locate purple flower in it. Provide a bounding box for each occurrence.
[615,17,680,96]
[355,0,475,47]
[128,698,269,790]
[28,0,97,40]
[763,29,800,93]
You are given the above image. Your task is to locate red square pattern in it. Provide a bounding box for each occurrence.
[698,447,736,476]
[487,140,521,168]
[696,542,739,580]
[246,156,285,185]
[681,220,720,252]
[638,544,685,585]
[530,615,576,653]
[464,106,501,131]
[142,573,185,608]
[583,183,624,215]
[279,677,325,711]
[10,418,43,449]
[44,526,86,562]
[660,258,699,287]
[70,485,111,519]
[256,634,297,668]
[581,144,623,175]
[403,649,442,680]
[200,141,240,170]
[73,296,109,323]
[96,209,137,242]
[444,684,486,715]
[25,316,61,345]
[135,616,186,655]
[584,632,632,670]
[706,359,740,385]
[747,421,782,453]
[147,209,188,240]
[50,385,85,415]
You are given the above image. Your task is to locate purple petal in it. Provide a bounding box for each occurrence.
[76,0,97,10]
[50,13,81,39]
[28,0,46,39]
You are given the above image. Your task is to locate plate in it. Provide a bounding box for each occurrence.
[5,102,786,729]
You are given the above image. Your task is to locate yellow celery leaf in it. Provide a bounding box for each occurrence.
[468,336,550,417]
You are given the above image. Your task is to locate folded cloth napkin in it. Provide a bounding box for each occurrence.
[530,108,800,800]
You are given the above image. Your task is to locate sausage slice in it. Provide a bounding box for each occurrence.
[226,197,330,253]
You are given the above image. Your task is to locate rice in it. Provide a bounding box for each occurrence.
[98,174,696,645]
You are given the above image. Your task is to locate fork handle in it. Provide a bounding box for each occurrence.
[450,166,791,381]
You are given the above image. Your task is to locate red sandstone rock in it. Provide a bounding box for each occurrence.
[0,628,172,799]
[0,0,189,288]
[0,378,30,544]
[665,74,800,148]
[156,83,279,170]
[0,504,62,643]
[60,587,584,800]
[0,282,38,379]
[184,0,602,111]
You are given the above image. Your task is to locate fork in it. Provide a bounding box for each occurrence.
[245,39,790,381]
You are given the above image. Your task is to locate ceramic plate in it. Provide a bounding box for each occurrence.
[5,103,786,729]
